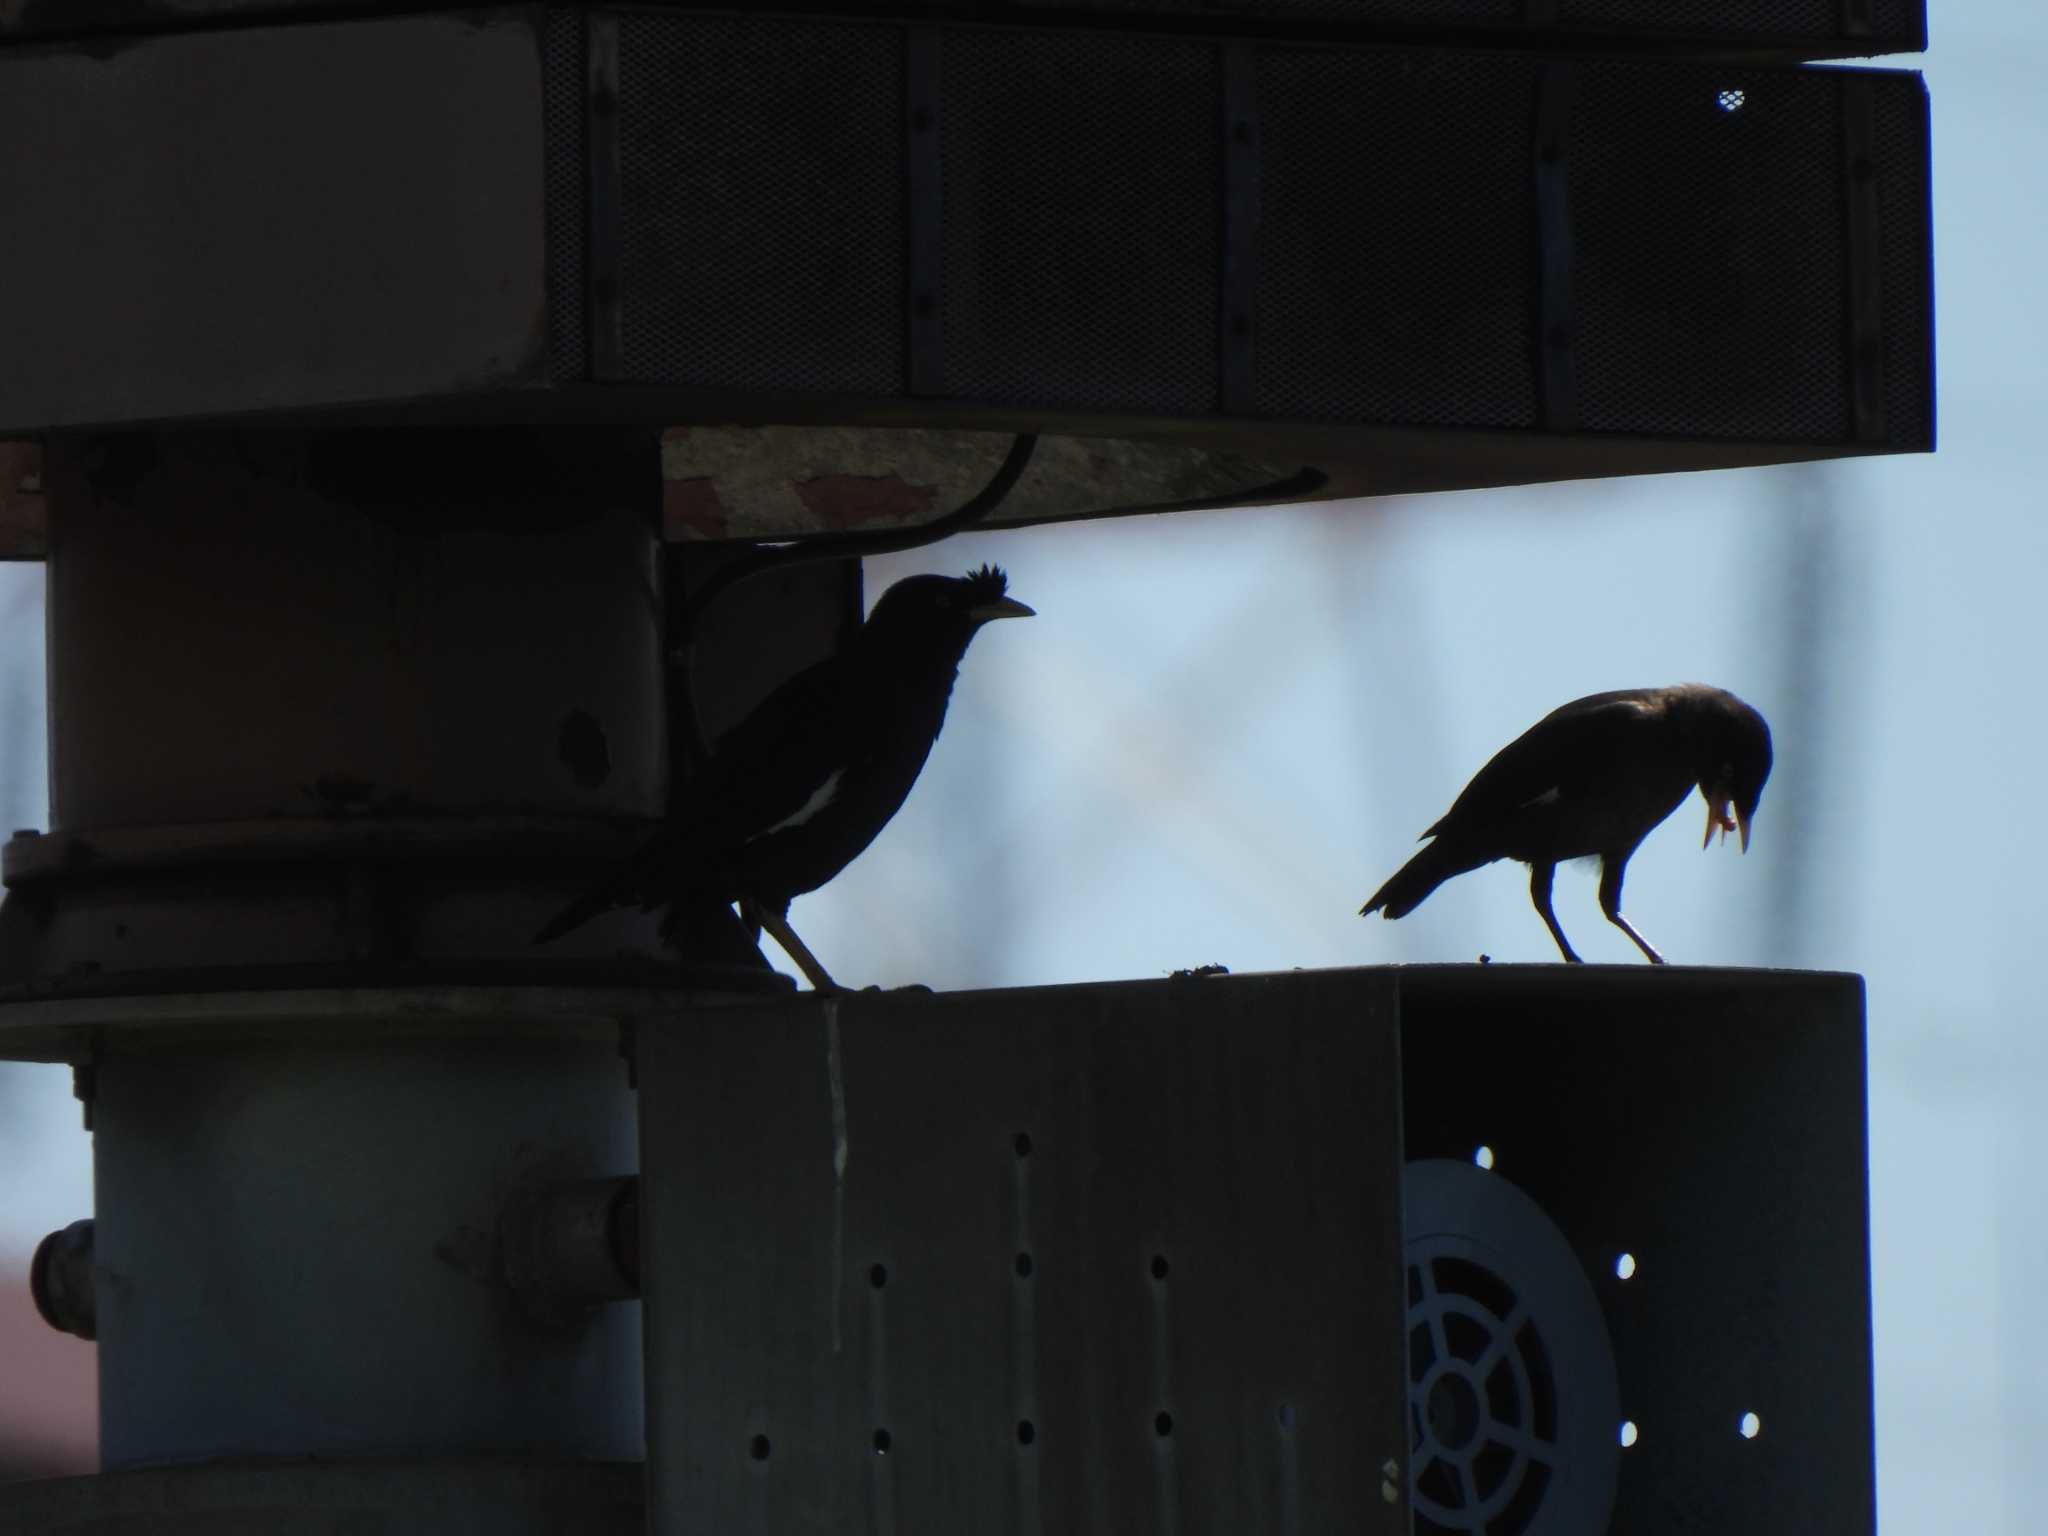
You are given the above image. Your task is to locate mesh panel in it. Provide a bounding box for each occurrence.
[939,30,1219,412]
[543,7,586,383]
[1872,76,1932,447]
[1558,0,1839,34]
[614,13,904,392]
[1254,48,1538,428]
[1001,0,1919,48]
[1570,64,1850,441]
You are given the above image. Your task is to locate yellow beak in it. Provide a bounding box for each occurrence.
[1701,790,1750,853]
[971,597,1035,622]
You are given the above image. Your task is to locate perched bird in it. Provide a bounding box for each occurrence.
[535,564,1033,988]
[1359,685,1772,964]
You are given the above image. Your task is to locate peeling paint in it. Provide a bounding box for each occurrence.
[664,477,731,540]
[794,472,939,528]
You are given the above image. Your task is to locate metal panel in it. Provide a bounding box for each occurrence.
[1252,45,1538,429]
[0,0,1928,60]
[1398,965,1873,1536]
[1568,61,1857,443]
[939,28,1221,413]
[640,971,1410,1535]
[611,10,906,394]
[93,1028,643,1467]
[0,11,548,429]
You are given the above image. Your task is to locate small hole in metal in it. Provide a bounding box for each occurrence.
[1615,1252,1636,1281]
[1740,1411,1761,1440]
[749,1434,772,1461]
[869,1263,888,1289]
[1016,1420,1036,1446]
[1013,1132,1032,1158]
[1473,1145,1495,1171]
[1717,88,1746,113]
[1619,1420,1639,1448]
[1150,1254,1170,1281]
[1155,1411,1174,1437]
[873,1428,892,1453]
[1015,1252,1034,1279]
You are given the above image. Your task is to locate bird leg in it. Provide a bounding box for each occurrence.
[753,903,843,993]
[1597,859,1665,965]
[1528,862,1582,964]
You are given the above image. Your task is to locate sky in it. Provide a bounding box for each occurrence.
[0,3,2041,1529]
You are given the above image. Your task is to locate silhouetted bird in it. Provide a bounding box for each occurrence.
[535,565,1033,988]
[1359,685,1772,964]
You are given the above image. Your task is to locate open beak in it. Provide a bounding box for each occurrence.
[1702,789,1743,851]
[971,597,1035,622]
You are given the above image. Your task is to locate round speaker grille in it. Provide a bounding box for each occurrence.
[1402,1158,1619,1536]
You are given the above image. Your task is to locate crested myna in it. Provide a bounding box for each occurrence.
[1360,684,1773,964]
[536,564,1033,987]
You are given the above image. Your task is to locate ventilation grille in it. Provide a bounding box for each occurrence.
[542,6,586,383]
[591,14,1932,454]
[1253,47,1538,428]
[938,30,1220,411]
[1570,62,1852,441]
[613,13,905,393]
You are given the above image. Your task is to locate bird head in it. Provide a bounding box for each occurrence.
[1693,693,1773,853]
[864,564,1034,650]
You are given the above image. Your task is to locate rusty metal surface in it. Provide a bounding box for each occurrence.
[659,426,1313,540]
[639,970,1410,1536]
[1396,965,1873,1536]
[42,430,663,830]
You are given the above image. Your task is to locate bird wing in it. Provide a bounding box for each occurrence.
[1424,690,1663,840]
[680,649,870,845]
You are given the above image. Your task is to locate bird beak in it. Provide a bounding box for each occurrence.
[1701,789,1741,850]
[970,597,1035,622]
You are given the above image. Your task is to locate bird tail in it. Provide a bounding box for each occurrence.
[1359,838,1485,921]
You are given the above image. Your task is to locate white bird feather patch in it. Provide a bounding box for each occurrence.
[755,769,845,838]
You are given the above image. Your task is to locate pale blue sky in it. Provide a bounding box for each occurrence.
[1,6,2039,1528]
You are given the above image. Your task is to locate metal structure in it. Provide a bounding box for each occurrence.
[0,0,1911,1529]
[639,967,1872,1536]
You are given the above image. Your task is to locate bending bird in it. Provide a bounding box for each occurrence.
[535,564,1033,987]
[1358,685,1772,964]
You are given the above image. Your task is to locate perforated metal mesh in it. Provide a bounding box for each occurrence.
[999,0,1919,49]
[1874,81,1933,447]
[1570,64,1851,441]
[1254,48,1538,428]
[1557,0,1838,34]
[594,17,1929,456]
[938,31,1219,411]
[614,13,904,392]
[542,7,586,383]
